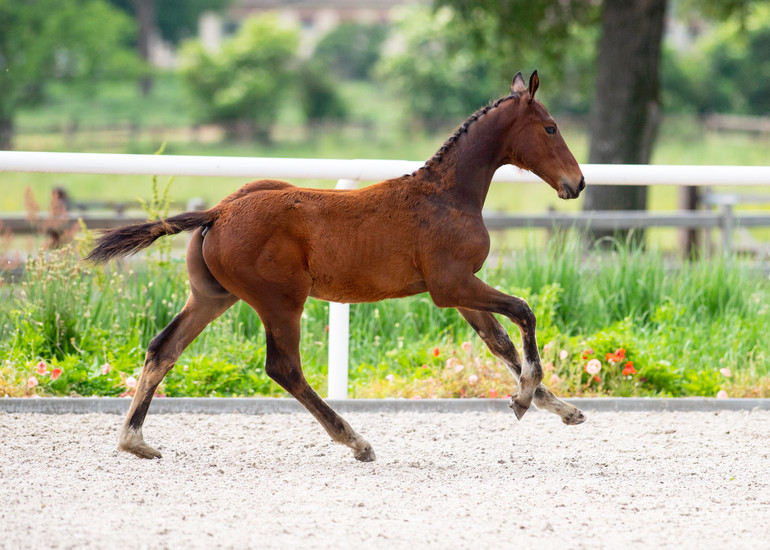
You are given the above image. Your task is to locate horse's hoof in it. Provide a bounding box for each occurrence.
[562,408,587,425]
[354,446,376,462]
[119,441,162,459]
[509,397,530,420]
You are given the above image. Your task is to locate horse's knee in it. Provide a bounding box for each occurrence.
[509,299,536,331]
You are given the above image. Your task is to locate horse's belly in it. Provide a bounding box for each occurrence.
[308,255,426,304]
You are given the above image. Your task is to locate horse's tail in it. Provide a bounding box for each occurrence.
[85,209,217,264]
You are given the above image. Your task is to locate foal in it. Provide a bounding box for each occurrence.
[88,71,587,462]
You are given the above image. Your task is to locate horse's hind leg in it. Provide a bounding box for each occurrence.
[119,228,237,458]
[457,308,586,425]
[257,303,375,462]
[119,291,237,458]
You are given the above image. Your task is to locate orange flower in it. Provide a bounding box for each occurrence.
[622,362,636,376]
[50,368,63,381]
[432,347,440,358]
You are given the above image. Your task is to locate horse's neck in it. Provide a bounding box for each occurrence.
[435,105,513,212]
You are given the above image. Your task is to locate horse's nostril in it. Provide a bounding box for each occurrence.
[578,176,586,191]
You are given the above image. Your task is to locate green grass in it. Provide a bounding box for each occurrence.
[2,234,768,399]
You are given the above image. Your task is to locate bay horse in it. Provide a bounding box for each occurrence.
[87,71,587,462]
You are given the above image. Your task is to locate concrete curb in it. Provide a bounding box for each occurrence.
[1,397,768,415]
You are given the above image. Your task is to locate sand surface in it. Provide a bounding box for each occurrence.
[1,408,769,549]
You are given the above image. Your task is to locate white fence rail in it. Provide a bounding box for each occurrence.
[2,151,770,399]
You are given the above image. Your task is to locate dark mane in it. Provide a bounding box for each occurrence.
[419,93,520,172]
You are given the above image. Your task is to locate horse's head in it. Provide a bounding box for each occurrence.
[506,71,585,200]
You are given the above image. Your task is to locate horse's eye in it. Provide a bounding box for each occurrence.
[545,126,557,135]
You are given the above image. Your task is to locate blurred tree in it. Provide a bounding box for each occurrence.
[582,0,667,224]
[109,0,230,45]
[298,60,348,127]
[180,14,299,143]
[377,6,509,132]
[108,0,230,95]
[313,22,388,81]
[0,0,139,150]
[664,5,770,115]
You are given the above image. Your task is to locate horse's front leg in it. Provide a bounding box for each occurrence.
[457,308,586,425]
[429,274,551,419]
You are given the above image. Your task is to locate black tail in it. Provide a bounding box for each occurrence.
[86,210,216,264]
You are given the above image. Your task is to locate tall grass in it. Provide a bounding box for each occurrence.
[1,232,769,399]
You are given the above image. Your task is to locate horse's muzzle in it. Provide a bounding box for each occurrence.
[558,176,585,200]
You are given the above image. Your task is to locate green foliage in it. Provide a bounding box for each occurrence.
[376,6,509,130]
[108,0,231,44]
[179,14,299,141]
[312,22,388,80]
[663,4,770,115]
[297,61,348,124]
[0,0,141,147]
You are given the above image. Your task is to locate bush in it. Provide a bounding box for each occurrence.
[179,14,300,142]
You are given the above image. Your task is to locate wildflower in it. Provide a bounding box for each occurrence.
[101,363,111,375]
[461,341,472,352]
[454,363,464,373]
[27,376,39,389]
[606,348,626,364]
[125,376,137,389]
[719,368,732,378]
[50,368,62,381]
[549,374,561,385]
[543,341,554,353]
[544,361,554,371]
[432,347,440,358]
[559,350,568,361]
[716,390,729,399]
[385,374,395,383]
[36,361,48,375]
[585,359,601,375]
[468,374,478,385]
[622,362,636,376]
[581,348,594,360]
[488,389,499,398]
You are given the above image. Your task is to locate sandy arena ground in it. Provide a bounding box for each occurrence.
[1,408,769,549]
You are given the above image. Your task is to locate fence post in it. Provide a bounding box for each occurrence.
[719,200,735,257]
[327,178,359,399]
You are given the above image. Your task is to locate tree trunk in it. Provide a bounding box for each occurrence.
[0,115,13,151]
[134,0,155,96]
[582,0,668,241]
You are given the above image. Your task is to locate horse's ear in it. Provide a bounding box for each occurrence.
[511,72,526,94]
[528,71,539,103]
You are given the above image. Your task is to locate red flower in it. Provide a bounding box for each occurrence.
[581,348,594,360]
[432,347,440,358]
[50,368,63,381]
[488,389,499,399]
[622,362,636,376]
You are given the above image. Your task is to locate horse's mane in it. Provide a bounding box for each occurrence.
[418,92,521,173]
